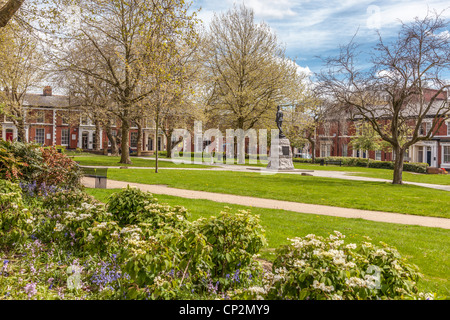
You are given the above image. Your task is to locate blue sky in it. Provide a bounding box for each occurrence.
[191,0,450,77]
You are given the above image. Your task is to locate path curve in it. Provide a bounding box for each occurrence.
[82,177,450,230]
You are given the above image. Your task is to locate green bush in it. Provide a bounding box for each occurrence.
[0,141,83,189]
[193,207,267,285]
[247,232,432,300]
[294,157,428,173]
[0,180,32,248]
[106,186,157,226]
[41,189,97,212]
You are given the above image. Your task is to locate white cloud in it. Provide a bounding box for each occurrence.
[239,0,298,19]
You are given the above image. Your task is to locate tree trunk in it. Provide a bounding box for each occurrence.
[308,137,316,163]
[120,119,131,164]
[105,125,118,156]
[155,112,159,173]
[94,120,101,151]
[16,121,26,143]
[392,146,404,185]
[0,0,24,28]
[165,129,173,159]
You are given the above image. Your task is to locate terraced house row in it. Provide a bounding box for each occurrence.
[311,89,450,170]
[0,86,168,154]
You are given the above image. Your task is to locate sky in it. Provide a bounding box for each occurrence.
[191,0,450,78]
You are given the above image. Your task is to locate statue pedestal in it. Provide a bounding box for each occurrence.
[266,137,294,171]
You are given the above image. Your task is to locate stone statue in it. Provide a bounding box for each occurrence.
[276,106,285,138]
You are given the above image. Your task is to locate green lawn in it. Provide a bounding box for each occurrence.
[292,163,450,186]
[147,155,450,185]
[105,169,450,218]
[85,188,450,297]
[72,155,213,168]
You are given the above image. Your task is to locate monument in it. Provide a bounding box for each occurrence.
[267,106,295,171]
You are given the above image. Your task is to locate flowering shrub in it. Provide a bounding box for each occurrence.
[39,147,82,189]
[246,232,431,300]
[106,186,157,226]
[0,182,438,301]
[0,142,82,190]
[41,189,97,211]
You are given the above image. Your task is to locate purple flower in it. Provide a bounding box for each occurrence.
[24,282,37,298]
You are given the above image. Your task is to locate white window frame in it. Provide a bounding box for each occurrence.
[35,128,45,145]
[320,144,331,158]
[61,129,69,146]
[375,150,382,161]
[81,115,90,126]
[443,146,450,164]
[342,144,348,157]
[130,132,138,148]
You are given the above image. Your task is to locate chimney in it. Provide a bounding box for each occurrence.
[43,86,52,96]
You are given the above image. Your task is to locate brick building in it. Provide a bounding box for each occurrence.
[0,86,167,153]
[310,89,450,169]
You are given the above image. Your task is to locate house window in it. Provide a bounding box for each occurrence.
[81,115,89,126]
[447,123,450,137]
[418,146,424,163]
[443,146,450,164]
[320,144,331,158]
[35,128,45,145]
[130,132,138,148]
[36,111,45,124]
[61,112,69,125]
[375,150,382,161]
[421,122,432,136]
[61,129,69,146]
[342,144,348,157]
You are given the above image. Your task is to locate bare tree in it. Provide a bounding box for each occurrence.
[318,11,450,184]
[0,22,45,142]
[51,0,198,165]
[201,4,306,132]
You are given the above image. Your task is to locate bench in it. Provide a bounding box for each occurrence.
[79,166,108,189]
[320,159,342,167]
[326,160,342,166]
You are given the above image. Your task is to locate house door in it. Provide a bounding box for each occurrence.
[5,130,13,141]
[82,132,89,149]
[148,137,153,151]
[426,147,432,166]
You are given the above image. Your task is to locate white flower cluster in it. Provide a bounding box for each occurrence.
[81,203,96,210]
[86,233,94,242]
[312,280,334,293]
[54,222,65,232]
[345,276,379,289]
[153,276,167,287]
[272,267,288,282]
[64,211,92,222]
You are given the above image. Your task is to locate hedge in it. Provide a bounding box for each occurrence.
[293,157,429,173]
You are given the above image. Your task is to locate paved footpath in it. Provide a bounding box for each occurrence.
[82,177,450,230]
